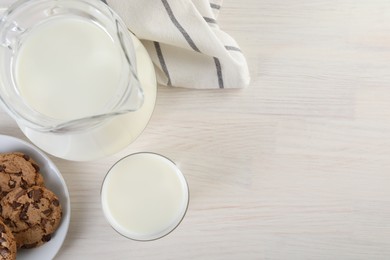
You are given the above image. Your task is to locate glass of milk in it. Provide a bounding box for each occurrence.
[101,153,189,241]
[0,0,143,132]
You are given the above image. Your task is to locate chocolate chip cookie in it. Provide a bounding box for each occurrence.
[0,219,17,260]
[0,153,45,199]
[0,186,62,248]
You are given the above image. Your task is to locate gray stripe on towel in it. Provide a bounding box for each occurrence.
[225,46,242,52]
[161,0,200,52]
[213,57,224,89]
[154,41,172,86]
[210,3,221,10]
[204,17,217,24]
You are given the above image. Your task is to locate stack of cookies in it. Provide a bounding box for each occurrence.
[0,152,62,259]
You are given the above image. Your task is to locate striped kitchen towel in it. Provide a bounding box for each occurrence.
[107,0,250,89]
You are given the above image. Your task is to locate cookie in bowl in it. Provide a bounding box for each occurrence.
[0,218,17,260]
[0,186,62,248]
[0,152,45,199]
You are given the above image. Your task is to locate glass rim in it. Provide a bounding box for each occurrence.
[100,152,190,242]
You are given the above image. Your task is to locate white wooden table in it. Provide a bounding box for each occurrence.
[2,0,390,259]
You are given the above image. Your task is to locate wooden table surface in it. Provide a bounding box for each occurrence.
[2,0,390,259]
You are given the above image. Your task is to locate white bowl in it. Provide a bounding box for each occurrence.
[0,134,70,260]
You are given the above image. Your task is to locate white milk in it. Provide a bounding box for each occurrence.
[101,153,189,240]
[15,16,124,120]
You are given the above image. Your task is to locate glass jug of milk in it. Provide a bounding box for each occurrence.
[0,0,156,160]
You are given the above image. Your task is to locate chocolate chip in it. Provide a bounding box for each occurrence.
[0,248,9,257]
[0,166,4,172]
[22,154,30,161]
[0,224,4,233]
[52,199,60,207]
[19,202,30,221]
[19,213,28,221]
[8,180,15,188]
[41,218,48,226]
[28,188,43,202]
[4,219,15,228]
[20,178,28,189]
[22,242,37,249]
[11,201,21,209]
[32,202,39,209]
[32,163,40,172]
[42,234,51,242]
[15,189,27,200]
[43,209,52,216]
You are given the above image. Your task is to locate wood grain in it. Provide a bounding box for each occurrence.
[1,0,390,259]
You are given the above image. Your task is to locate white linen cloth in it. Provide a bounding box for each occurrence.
[107,0,250,89]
